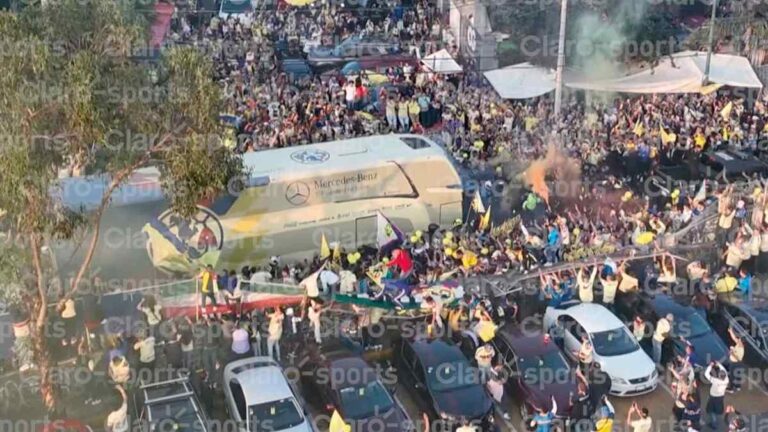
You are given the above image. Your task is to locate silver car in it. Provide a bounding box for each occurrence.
[223,357,316,432]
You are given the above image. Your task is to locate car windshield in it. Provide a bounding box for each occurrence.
[248,398,303,431]
[590,328,639,357]
[519,350,570,385]
[426,361,474,392]
[673,312,711,339]
[338,381,394,420]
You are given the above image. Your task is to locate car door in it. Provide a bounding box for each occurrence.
[560,316,581,362]
[495,339,522,392]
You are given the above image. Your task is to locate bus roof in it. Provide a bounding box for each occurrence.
[244,134,449,181]
[58,134,451,210]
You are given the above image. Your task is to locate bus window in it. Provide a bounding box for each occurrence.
[440,201,462,225]
[355,216,377,248]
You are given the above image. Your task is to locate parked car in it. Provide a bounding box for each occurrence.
[615,292,729,370]
[397,338,495,431]
[300,347,413,432]
[543,302,658,396]
[460,322,577,420]
[711,292,768,388]
[307,36,400,68]
[133,373,211,432]
[280,58,314,84]
[223,357,315,432]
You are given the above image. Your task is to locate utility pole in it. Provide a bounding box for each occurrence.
[702,0,719,85]
[554,0,568,119]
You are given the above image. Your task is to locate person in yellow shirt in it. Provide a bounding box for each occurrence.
[714,272,738,294]
[408,99,420,128]
[196,265,218,312]
[594,396,615,432]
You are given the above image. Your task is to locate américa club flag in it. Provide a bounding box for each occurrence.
[376,211,404,249]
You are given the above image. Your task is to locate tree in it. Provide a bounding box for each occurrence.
[0,0,244,413]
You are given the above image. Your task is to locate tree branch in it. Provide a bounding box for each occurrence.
[60,128,182,304]
[29,234,47,330]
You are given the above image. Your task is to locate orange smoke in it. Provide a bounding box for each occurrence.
[522,145,581,204]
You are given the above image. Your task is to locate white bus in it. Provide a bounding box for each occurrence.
[54,134,463,279]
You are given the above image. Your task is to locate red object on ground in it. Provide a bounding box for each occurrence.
[150,2,175,48]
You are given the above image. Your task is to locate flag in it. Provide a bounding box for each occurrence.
[471,190,486,214]
[694,180,707,203]
[376,211,403,249]
[720,101,733,120]
[520,222,530,238]
[320,233,331,259]
[659,125,676,144]
[478,206,491,231]
[722,126,730,141]
[329,410,351,432]
[633,121,645,137]
[332,242,341,262]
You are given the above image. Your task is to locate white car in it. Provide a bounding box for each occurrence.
[223,357,315,432]
[543,302,658,396]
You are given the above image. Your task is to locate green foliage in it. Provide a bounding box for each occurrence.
[0,0,244,294]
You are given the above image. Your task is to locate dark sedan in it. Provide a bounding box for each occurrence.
[492,324,578,420]
[397,339,495,431]
[300,349,413,431]
[616,292,729,369]
[711,292,768,388]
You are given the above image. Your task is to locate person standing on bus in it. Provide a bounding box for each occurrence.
[197,265,218,314]
[397,97,409,132]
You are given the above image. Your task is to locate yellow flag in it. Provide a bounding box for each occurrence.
[723,126,730,141]
[720,101,733,120]
[320,233,331,259]
[478,206,491,231]
[660,125,676,144]
[333,242,341,261]
[329,410,351,432]
[633,121,645,137]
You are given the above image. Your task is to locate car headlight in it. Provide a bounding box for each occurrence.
[613,377,628,385]
[651,370,659,380]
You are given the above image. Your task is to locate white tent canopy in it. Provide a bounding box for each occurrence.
[485,51,762,99]
[421,49,463,74]
[483,63,556,99]
[566,51,763,93]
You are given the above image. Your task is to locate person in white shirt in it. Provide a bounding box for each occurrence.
[133,331,156,382]
[577,265,597,303]
[319,269,340,294]
[224,275,243,318]
[339,270,358,295]
[300,268,321,299]
[105,385,129,432]
[250,267,272,285]
[653,313,673,365]
[626,402,652,432]
[704,362,729,430]
[267,307,284,361]
[137,295,163,338]
[423,296,444,334]
[307,299,325,344]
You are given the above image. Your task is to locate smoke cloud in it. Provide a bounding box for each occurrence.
[522,144,581,204]
[572,1,649,79]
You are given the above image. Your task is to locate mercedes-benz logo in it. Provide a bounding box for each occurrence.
[290,149,330,165]
[285,181,310,206]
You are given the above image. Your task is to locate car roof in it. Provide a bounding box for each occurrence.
[226,357,295,406]
[723,293,768,323]
[327,356,378,390]
[409,339,464,367]
[559,303,625,333]
[649,293,697,317]
[497,325,559,358]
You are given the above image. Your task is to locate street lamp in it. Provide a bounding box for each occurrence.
[702,0,719,85]
[554,0,568,119]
